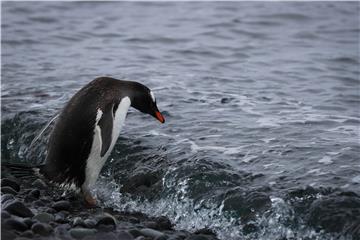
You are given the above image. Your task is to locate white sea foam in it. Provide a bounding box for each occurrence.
[318,156,333,165]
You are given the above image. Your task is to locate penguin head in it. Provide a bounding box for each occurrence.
[128,82,165,124]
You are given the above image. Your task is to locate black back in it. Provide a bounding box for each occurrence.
[41,77,139,187]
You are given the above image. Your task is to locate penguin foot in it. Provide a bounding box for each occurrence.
[84,194,97,207]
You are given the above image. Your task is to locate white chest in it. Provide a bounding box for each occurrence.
[82,97,131,189]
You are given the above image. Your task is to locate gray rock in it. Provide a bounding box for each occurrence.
[4,200,34,217]
[28,189,40,199]
[140,228,166,239]
[73,217,86,227]
[96,213,116,227]
[1,210,11,219]
[154,216,173,230]
[33,212,55,223]
[185,235,210,240]
[128,229,142,238]
[1,186,18,195]
[20,230,34,238]
[32,179,47,189]
[23,218,35,228]
[1,230,17,240]
[69,228,97,239]
[84,218,96,228]
[33,199,46,207]
[1,193,14,204]
[3,218,28,231]
[135,237,146,240]
[168,233,188,240]
[52,200,71,211]
[31,222,53,236]
[54,223,71,237]
[46,207,57,214]
[117,231,135,240]
[1,178,20,192]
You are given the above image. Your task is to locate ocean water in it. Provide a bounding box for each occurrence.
[2,2,360,239]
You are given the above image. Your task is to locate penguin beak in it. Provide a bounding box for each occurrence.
[155,111,165,123]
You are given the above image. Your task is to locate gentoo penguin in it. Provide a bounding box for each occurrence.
[41,77,165,205]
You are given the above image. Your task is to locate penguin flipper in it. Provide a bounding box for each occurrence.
[97,105,114,157]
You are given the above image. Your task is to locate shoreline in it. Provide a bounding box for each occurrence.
[1,170,219,240]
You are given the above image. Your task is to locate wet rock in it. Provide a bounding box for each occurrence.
[73,217,86,227]
[31,222,53,236]
[117,231,135,240]
[3,218,28,231]
[23,218,35,228]
[52,200,71,211]
[154,216,173,230]
[1,193,14,204]
[308,194,360,237]
[194,228,216,236]
[128,229,142,238]
[1,230,17,240]
[96,213,116,227]
[33,212,55,223]
[20,230,34,238]
[222,188,271,221]
[168,231,188,240]
[54,223,71,237]
[1,178,20,192]
[185,235,211,240]
[84,218,96,228]
[4,200,34,217]
[33,199,46,207]
[140,228,166,239]
[28,189,40,199]
[46,207,57,214]
[69,228,97,239]
[1,186,18,195]
[1,210,11,219]
[32,179,47,189]
[134,237,146,240]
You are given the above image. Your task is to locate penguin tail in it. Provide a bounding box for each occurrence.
[1,162,45,180]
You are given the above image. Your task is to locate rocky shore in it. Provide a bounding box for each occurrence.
[1,171,219,240]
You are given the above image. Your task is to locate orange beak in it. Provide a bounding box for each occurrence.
[155,111,165,123]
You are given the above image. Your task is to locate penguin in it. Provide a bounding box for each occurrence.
[40,77,165,205]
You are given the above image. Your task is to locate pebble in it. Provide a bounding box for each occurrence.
[96,213,116,227]
[1,210,11,219]
[20,230,34,238]
[33,212,55,223]
[69,227,97,239]
[1,193,15,204]
[117,231,135,240]
[32,178,47,189]
[73,217,86,227]
[1,178,20,192]
[140,228,166,239]
[3,218,29,232]
[4,200,34,217]
[155,216,173,230]
[28,189,40,199]
[1,186,18,195]
[23,218,35,228]
[31,222,53,236]
[52,200,71,211]
[128,229,142,238]
[84,218,97,228]
[185,235,210,240]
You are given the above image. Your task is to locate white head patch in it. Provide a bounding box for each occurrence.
[150,91,156,102]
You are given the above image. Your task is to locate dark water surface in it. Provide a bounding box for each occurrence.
[2,2,360,239]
